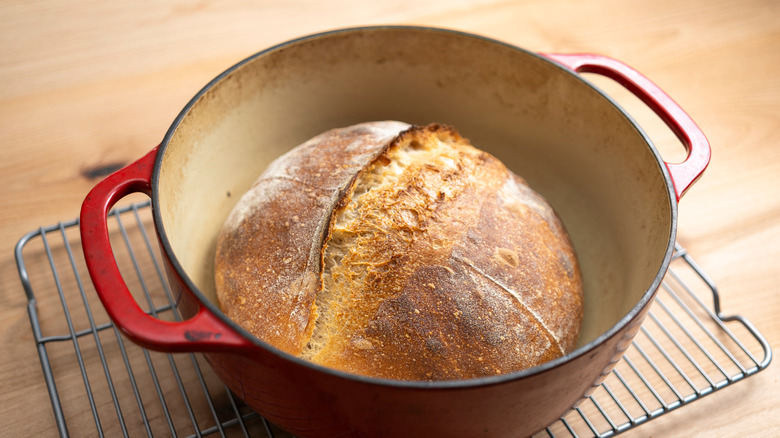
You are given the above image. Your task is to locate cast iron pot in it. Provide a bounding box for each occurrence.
[80,26,710,437]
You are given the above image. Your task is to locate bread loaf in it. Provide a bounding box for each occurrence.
[215,121,584,380]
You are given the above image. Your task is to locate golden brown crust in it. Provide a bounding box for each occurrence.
[215,121,410,354]
[215,121,583,379]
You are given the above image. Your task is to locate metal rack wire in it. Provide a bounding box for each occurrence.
[15,201,771,438]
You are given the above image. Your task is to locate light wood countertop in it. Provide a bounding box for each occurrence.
[1,1,778,436]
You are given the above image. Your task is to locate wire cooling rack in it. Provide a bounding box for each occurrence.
[15,201,772,438]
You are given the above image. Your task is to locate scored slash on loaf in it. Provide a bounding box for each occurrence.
[215,121,584,381]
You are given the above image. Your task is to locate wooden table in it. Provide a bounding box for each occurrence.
[1,1,777,436]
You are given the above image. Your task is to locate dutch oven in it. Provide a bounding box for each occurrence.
[80,26,710,437]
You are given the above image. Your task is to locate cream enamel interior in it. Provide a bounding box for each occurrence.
[157,28,673,348]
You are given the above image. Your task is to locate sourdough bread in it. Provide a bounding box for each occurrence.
[215,121,583,380]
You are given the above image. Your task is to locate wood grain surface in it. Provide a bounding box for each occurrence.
[1,1,778,436]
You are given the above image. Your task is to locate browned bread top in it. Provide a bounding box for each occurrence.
[215,121,583,380]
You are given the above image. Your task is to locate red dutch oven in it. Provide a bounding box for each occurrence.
[80,26,709,437]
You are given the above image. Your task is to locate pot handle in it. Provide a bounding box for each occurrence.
[541,53,710,200]
[80,147,253,354]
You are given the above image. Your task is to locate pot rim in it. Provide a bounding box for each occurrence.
[151,25,678,389]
